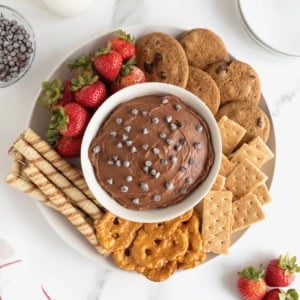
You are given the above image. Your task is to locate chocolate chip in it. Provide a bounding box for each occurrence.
[153,194,161,202]
[121,185,129,192]
[126,176,133,182]
[257,117,264,128]
[154,52,162,64]
[132,198,140,205]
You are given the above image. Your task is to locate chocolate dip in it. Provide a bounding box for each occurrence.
[89,94,214,210]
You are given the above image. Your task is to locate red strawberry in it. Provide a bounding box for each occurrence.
[110,29,135,61]
[47,103,90,143]
[263,288,299,300]
[237,266,268,300]
[110,63,146,93]
[74,80,107,110]
[55,135,83,158]
[38,79,73,110]
[265,253,300,287]
[93,48,122,81]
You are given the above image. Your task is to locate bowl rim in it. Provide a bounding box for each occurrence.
[81,82,222,223]
[0,5,36,88]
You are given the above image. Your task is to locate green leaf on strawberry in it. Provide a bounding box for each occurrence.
[38,79,73,110]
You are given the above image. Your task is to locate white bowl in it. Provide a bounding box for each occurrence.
[81,82,221,223]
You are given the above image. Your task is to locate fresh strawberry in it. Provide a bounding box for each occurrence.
[110,61,146,93]
[265,253,300,287]
[47,103,90,144]
[38,79,73,110]
[70,69,106,110]
[55,135,83,158]
[237,266,268,300]
[74,80,107,110]
[93,47,122,81]
[110,29,135,61]
[263,288,299,300]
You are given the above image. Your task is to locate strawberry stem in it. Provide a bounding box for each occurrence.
[37,79,64,110]
[115,29,135,43]
[47,107,68,145]
[238,266,264,280]
[279,253,300,274]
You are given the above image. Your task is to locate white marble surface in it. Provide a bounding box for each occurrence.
[1,0,300,299]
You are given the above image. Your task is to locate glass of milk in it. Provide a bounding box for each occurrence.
[42,0,95,17]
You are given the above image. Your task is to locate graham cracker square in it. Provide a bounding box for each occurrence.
[202,191,233,254]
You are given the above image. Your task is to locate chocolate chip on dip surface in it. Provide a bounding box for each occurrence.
[89,94,215,210]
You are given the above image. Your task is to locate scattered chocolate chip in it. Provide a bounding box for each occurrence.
[153,194,161,202]
[196,124,203,132]
[116,118,123,125]
[152,147,160,155]
[142,144,149,150]
[130,146,137,153]
[132,198,140,205]
[126,140,133,146]
[180,188,187,194]
[131,108,139,115]
[174,144,182,151]
[165,182,174,190]
[145,160,152,167]
[116,142,123,149]
[170,123,177,130]
[124,126,131,132]
[160,159,168,165]
[107,178,113,185]
[161,97,169,104]
[140,182,149,191]
[126,176,133,182]
[123,160,130,168]
[122,134,129,141]
[152,117,159,124]
[121,185,129,192]
[179,138,186,145]
[143,128,149,135]
[185,177,193,184]
[115,160,122,167]
[165,115,172,123]
[170,156,177,163]
[166,138,174,145]
[174,104,182,111]
[193,142,201,149]
[188,159,196,165]
[159,132,166,139]
[93,145,101,154]
[180,166,187,173]
[107,159,114,165]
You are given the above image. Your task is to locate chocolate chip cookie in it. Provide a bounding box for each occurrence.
[178,28,229,70]
[135,32,189,88]
[186,66,220,115]
[206,60,261,105]
[216,101,270,143]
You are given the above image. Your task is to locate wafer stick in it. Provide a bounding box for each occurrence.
[22,128,97,203]
[5,172,57,210]
[13,138,103,220]
[23,164,109,256]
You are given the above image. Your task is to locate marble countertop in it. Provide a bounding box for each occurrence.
[1,0,300,299]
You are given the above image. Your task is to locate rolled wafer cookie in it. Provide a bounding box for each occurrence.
[12,138,103,220]
[23,164,109,256]
[22,128,97,204]
[5,172,57,210]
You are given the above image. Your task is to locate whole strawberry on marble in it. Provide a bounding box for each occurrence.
[237,266,268,300]
[263,288,299,300]
[265,253,300,287]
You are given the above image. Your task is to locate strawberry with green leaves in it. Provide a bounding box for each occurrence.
[38,79,73,111]
[93,46,122,81]
[110,57,146,93]
[263,288,299,300]
[55,135,83,158]
[265,253,300,287]
[237,266,268,300]
[110,29,136,61]
[71,70,107,110]
[47,102,90,146]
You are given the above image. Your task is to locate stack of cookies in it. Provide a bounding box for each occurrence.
[135,27,274,255]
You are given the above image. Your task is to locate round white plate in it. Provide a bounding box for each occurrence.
[28,25,276,269]
[238,0,300,57]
